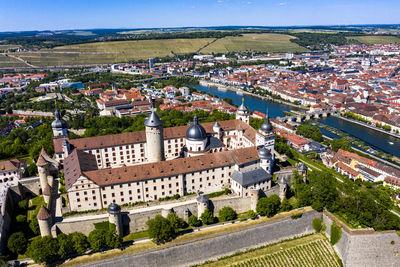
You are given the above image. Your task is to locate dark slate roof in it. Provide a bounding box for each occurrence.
[258,146,272,159]
[260,115,273,133]
[277,177,288,185]
[144,111,163,127]
[298,163,308,171]
[238,101,249,112]
[205,136,225,150]
[196,195,209,203]
[231,168,271,187]
[108,203,121,214]
[51,109,67,129]
[186,116,207,141]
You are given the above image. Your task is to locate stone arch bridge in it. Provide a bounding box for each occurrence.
[277,109,338,123]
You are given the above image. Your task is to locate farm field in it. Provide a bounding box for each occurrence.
[0,54,30,67]
[0,44,21,52]
[200,33,308,53]
[3,33,308,67]
[347,35,400,44]
[11,38,214,67]
[201,233,341,267]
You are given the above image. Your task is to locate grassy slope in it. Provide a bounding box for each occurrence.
[200,33,308,53]
[347,35,400,44]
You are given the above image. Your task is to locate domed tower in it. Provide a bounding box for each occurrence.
[108,203,122,236]
[185,116,208,157]
[236,98,249,124]
[258,146,273,174]
[259,113,275,161]
[52,108,68,138]
[145,99,165,163]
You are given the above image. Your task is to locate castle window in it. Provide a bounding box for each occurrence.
[137,189,140,193]
[112,193,115,197]
[120,192,123,196]
[103,194,106,198]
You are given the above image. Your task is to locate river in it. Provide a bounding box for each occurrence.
[194,85,400,158]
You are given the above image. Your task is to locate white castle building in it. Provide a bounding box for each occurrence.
[42,100,276,211]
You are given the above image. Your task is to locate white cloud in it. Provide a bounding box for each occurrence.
[278,2,287,6]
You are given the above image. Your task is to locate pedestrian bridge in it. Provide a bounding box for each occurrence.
[277,109,338,123]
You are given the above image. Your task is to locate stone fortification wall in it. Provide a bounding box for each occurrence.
[323,212,400,267]
[82,210,320,267]
[56,195,252,235]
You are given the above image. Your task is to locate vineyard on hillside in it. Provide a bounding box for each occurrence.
[231,239,340,267]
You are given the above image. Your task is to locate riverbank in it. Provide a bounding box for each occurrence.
[199,80,308,110]
[338,115,400,139]
[322,134,400,170]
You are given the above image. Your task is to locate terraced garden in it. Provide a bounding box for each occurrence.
[202,234,341,267]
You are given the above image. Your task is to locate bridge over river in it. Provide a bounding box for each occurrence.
[277,109,338,123]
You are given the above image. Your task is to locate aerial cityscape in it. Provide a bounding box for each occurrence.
[0,0,400,266]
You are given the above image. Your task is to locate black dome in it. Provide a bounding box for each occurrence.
[260,115,273,133]
[258,146,272,159]
[51,109,67,129]
[108,203,121,214]
[186,116,207,141]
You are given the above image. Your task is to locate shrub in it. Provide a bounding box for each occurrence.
[218,207,237,222]
[256,195,281,217]
[330,221,342,245]
[311,200,324,212]
[16,214,27,223]
[146,215,175,244]
[70,232,88,254]
[188,215,202,227]
[200,209,215,225]
[7,232,27,255]
[27,236,59,264]
[167,212,186,232]
[29,218,40,235]
[57,233,74,260]
[88,229,107,251]
[291,213,303,219]
[280,198,292,212]
[246,210,257,220]
[312,218,322,232]
[18,199,28,210]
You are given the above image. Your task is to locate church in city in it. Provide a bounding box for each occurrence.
[38,100,276,211]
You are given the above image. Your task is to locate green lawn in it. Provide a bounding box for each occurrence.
[123,230,150,242]
[28,195,45,221]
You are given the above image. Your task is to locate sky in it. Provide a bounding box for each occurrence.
[0,0,399,32]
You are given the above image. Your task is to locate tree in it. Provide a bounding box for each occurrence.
[29,218,40,235]
[27,236,59,264]
[200,209,214,225]
[330,221,342,245]
[188,215,202,227]
[218,207,237,222]
[167,212,186,232]
[88,229,107,251]
[256,195,281,217]
[16,214,27,223]
[57,233,75,260]
[312,218,323,232]
[105,230,122,249]
[70,232,89,254]
[246,210,257,220]
[7,232,27,255]
[146,215,175,244]
[280,198,292,212]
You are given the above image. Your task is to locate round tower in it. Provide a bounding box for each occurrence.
[213,121,222,139]
[248,188,260,212]
[277,177,288,202]
[298,163,308,183]
[236,98,250,124]
[52,108,68,138]
[185,116,208,157]
[196,195,209,218]
[43,184,52,204]
[108,203,123,236]
[37,205,52,237]
[62,139,71,158]
[36,154,49,193]
[258,146,273,174]
[144,99,165,163]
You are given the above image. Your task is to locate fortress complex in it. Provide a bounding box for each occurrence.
[40,100,276,211]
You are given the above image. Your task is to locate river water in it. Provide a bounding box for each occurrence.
[194,85,400,158]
